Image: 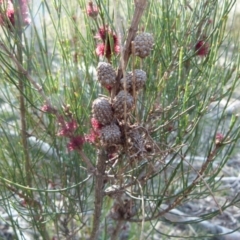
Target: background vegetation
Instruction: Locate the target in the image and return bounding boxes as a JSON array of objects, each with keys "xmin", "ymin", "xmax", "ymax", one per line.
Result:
[{"xmin": 0, "ymin": 0, "xmax": 240, "ymax": 239}]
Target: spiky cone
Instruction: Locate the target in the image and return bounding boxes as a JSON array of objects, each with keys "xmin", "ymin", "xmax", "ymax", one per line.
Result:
[
  {"xmin": 112, "ymin": 90, "xmax": 134, "ymax": 119},
  {"xmin": 120, "ymin": 69, "xmax": 147, "ymax": 92},
  {"xmin": 100, "ymin": 123, "xmax": 121, "ymax": 145},
  {"xmin": 133, "ymin": 32, "xmax": 154, "ymax": 58},
  {"xmin": 92, "ymin": 97, "xmax": 113, "ymax": 125},
  {"xmin": 97, "ymin": 62, "xmax": 116, "ymax": 90}
]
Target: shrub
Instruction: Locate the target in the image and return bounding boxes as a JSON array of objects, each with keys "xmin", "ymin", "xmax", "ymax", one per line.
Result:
[{"xmin": 0, "ymin": 0, "xmax": 239, "ymax": 239}]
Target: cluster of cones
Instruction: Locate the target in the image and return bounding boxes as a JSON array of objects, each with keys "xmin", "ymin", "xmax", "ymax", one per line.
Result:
[{"xmin": 90, "ymin": 32, "xmax": 154, "ymax": 160}]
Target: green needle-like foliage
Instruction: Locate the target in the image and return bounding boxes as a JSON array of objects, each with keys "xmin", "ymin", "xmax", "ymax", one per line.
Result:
[{"xmin": 0, "ymin": 0, "xmax": 239, "ymax": 239}]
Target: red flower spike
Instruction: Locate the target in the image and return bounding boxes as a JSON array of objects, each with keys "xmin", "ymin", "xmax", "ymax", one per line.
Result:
[
  {"xmin": 66, "ymin": 119, "xmax": 78, "ymax": 131},
  {"xmin": 86, "ymin": 1, "xmax": 98, "ymax": 19},
  {"xmin": 19, "ymin": 0, "xmax": 31, "ymax": 25},
  {"xmin": 67, "ymin": 135, "xmax": 85, "ymax": 151},
  {"xmin": 95, "ymin": 26, "xmax": 107, "ymax": 41},
  {"xmin": 57, "ymin": 119, "xmax": 78, "ymax": 137},
  {"xmin": 195, "ymin": 40, "xmax": 209, "ymax": 57},
  {"xmin": 96, "ymin": 43, "xmax": 105, "ymax": 56},
  {"xmin": 0, "ymin": 0, "xmax": 30, "ymax": 28},
  {"xmin": 95, "ymin": 25, "xmax": 120, "ymax": 60},
  {"xmin": 0, "ymin": 0, "xmax": 14, "ymax": 25}
]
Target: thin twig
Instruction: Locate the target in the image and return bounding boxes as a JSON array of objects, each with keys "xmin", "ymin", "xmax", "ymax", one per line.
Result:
[
  {"xmin": 182, "ymin": 155, "xmax": 223, "ymax": 214},
  {"xmin": 77, "ymin": 150, "xmax": 95, "ymax": 173},
  {"xmin": 4, "ymin": 183, "xmax": 50, "ymax": 239},
  {"xmin": 127, "ymin": 146, "xmax": 221, "ymax": 222},
  {"xmin": 0, "ymin": 41, "xmax": 52, "ymax": 107}
]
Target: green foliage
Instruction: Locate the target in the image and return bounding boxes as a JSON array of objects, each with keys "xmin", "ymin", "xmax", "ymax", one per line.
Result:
[{"xmin": 0, "ymin": 0, "xmax": 239, "ymax": 239}]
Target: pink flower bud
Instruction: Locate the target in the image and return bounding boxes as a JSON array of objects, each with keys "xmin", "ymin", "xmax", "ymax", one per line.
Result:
[
  {"xmin": 0, "ymin": 0, "xmax": 31, "ymax": 28},
  {"xmin": 67, "ymin": 135, "xmax": 85, "ymax": 151},
  {"xmin": 19, "ymin": 0, "xmax": 31, "ymax": 25},
  {"xmin": 215, "ymin": 133, "xmax": 224, "ymax": 145},
  {"xmin": 41, "ymin": 104, "xmax": 56, "ymax": 114},
  {"xmin": 195, "ymin": 40, "xmax": 209, "ymax": 57},
  {"xmin": 86, "ymin": 1, "xmax": 98, "ymax": 19}
]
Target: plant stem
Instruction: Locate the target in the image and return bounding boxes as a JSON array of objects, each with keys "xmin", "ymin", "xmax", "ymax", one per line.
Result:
[
  {"xmin": 110, "ymin": 220, "xmax": 124, "ymax": 240},
  {"xmin": 77, "ymin": 150, "xmax": 95, "ymax": 173},
  {"xmin": 90, "ymin": 149, "xmax": 107, "ymax": 240},
  {"xmin": 15, "ymin": 25, "xmax": 32, "ymax": 188},
  {"xmin": 19, "ymin": 71, "xmax": 32, "ymax": 185},
  {"xmin": 116, "ymin": 0, "xmax": 147, "ymax": 92}
]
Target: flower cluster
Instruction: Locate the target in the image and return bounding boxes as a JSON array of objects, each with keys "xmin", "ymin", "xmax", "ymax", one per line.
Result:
[
  {"xmin": 86, "ymin": 1, "xmax": 98, "ymax": 19},
  {"xmin": 67, "ymin": 136, "xmax": 85, "ymax": 151},
  {"xmin": 195, "ymin": 40, "xmax": 209, "ymax": 57},
  {"xmin": 0, "ymin": 0, "xmax": 14, "ymax": 26},
  {"xmin": 86, "ymin": 1, "xmax": 119, "ymax": 61},
  {"xmin": 57, "ymin": 116, "xmax": 85, "ymax": 151},
  {"xmin": 57, "ymin": 118, "xmax": 78, "ymax": 137},
  {"xmin": 85, "ymin": 118, "xmax": 102, "ymax": 143},
  {"xmin": 19, "ymin": 0, "xmax": 31, "ymax": 25},
  {"xmin": 95, "ymin": 25, "xmax": 120, "ymax": 60},
  {"xmin": 0, "ymin": 0, "xmax": 31, "ymax": 28}
]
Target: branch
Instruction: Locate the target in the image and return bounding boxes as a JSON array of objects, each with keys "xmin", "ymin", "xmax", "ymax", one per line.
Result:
[
  {"xmin": 89, "ymin": 149, "xmax": 107, "ymax": 240},
  {"xmin": 116, "ymin": 0, "xmax": 148, "ymax": 91},
  {"xmin": 110, "ymin": 220, "xmax": 124, "ymax": 240}
]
